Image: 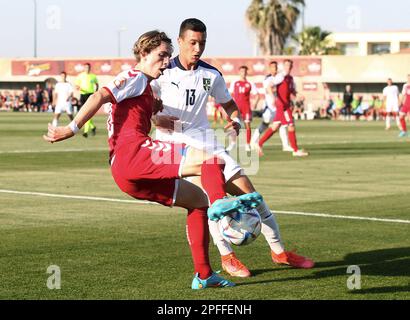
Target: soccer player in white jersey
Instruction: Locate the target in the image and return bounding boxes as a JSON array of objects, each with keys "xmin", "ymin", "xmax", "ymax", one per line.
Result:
[
  {"xmin": 52, "ymin": 71, "xmax": 74, "ymax": 127},
  {"xmin": 152, "ymin": 18, "xmax": 314, "ymax": 277},
  {"xmin": 250, "ymin": 61, "xmax": 292, "ymax": 153},
  {"xmin": 382, "ymin": 78, "xmax": 401, "ymax": 130}
]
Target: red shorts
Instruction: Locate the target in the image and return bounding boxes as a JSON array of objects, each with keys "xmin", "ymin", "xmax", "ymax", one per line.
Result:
[
  {"xmin": 401, "ymin": 104, "xmax": 410, "ymax": 114},
  {"xmin": 273, "ymin": 107, "xmax": 294, "ymax": 126},
  {"xmin": 241, "ymin": 109, "xmax": 252, "ymax": 123},
  {"xmin": 111, "ymin": 139, "xmax": 187, "ymax": 207}
]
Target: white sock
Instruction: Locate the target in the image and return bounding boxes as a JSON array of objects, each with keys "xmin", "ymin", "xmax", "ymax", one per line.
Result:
[
  {"xmin": 52, "ymin": 119, "xmax": 58, "ymax": 127},
  {"xmin": 396, "ymin": 116, "xmax": 401, "ymax": 129},
  {"xmin": 257, "ymin": 201, "xmax": 285, "ymax": 254},
  {"xmin": 279, "ymin": 126, "xmax": 290, "ymax": 149},
  {"xmin": 386, "ymin": 115, "xmax": 391, "ymax": 129},
  {"xmin": 208, "ymin": 219, "xmax": 233, "ymax": 256},
  {"xmin": 251, "ymin": 129, "xmax": 260, "ymax": 145}
]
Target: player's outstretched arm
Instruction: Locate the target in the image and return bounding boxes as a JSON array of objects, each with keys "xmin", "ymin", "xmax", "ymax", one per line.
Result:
[
  {"xmin": 220, "ymin": 99, "xmax": 242, "ymax": 136},
  {"xmin": 43, "ymin": 88, "xmax": 112, "ymax": 143}
]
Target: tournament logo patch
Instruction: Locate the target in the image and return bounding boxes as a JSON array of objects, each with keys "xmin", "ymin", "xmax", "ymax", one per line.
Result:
[
  {"xmin": 203, "ymin": 78, "xmax": 211, "ymax": 91},
  {"xmin": 114, "ymin": 77, "xmax": 127, "ymax": 89}
]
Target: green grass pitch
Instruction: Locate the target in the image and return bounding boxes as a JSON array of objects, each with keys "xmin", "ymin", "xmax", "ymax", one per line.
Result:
[{"xmin": 0, "ymin": 113, "xmax": 409, "ymax": 300}]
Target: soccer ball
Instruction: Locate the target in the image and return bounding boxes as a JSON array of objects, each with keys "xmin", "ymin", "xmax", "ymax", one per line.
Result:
[{"xmin": 218, "ymin": 208, "xmax": 262, "ymax": 246}]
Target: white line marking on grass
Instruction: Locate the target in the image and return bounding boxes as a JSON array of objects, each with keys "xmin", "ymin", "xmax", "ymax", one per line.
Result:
[
  {"xmin": 1, "ymin": 189, "xmax": 409, "ymax": 225},
  {"xmin": 0, "ymin": 148, "xmax": 107, "ymax": 154},
  {"xmin": 274, "ymin": 210, "xmax": 410, "ymax": 224}
]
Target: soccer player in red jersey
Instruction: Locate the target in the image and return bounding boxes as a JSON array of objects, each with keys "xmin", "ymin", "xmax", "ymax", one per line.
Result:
[
  {"xmin": 227, "ymin": 66, "xmax": 260, "ymax": 152},
  {"xmin": 257, "ymin": 60, "xmax": 309, "ymax": 157},
  {"xmin": 398, "ymin": 74, "xmax": 410, "ymax": 137},
  {"xmin": 43, "ymin": 30, "xmax": 263, "ymax": 290}
]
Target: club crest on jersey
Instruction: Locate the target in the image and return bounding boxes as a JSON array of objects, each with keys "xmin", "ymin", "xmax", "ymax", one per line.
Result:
[
  {"xmin": 203, "ymin": 78, "xmax": 211, "ymax": 91},
  {"xmin": 114, "ymin": 77, "xmax": 127, "ymax": 89}
]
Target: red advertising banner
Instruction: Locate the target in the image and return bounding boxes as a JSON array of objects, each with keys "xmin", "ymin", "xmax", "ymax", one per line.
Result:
[
  {"xmin": 11, "ymin": 57, "xmax": 321, "ymax": 77},
  {"xmin": 203, "ymin": 57, "xmax": 322, "ymax": 77},
  {"xmin": 11, "ymin": 60, "xmax": 65, "ymax": 76}
]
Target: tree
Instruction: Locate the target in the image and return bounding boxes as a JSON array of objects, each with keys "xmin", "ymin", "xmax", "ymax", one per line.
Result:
[
  {"xmin": 294, "ymin": 26, "xmax": 340, "ymax": 55},
  {"xmin": 246, "ymin": 0, "xmax": 305, "ymax": 55}
]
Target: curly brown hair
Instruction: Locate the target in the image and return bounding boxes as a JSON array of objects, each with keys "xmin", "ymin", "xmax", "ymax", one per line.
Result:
[{"xmin": 133, "ymin": 30, "xmax": 173, "ymax": 63}]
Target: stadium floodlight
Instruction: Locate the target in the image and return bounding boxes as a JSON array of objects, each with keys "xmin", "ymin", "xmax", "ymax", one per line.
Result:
[
  {"xmin": 33, "ymin": 0, "xmax": 38, "ymax": 57},
  {"xmin": 117, "ymin": 27, "xmax": 127, "ymax": 57}
]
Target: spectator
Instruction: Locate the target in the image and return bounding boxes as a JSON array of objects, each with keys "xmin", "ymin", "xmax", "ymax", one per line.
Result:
[
  {"xmin": 319, "ymin": 96, "xmax": 332, "ymax": 119},
  {"xmin": 45, "ymin": 81, "xmax": 54, "ymax": 112},
  {"xmin": 292, "ymin": 95, "xmax": 305, "ymax": 120},
  {"xmin": 34, "ymin": 84, "xmax": 45, "ymax": 112},
  {"xmin": 351, "ymin": 95, "xmax": 362, "ymax": 120},
  {"xmin": 21, "ymin": 87, "xmax": 31, "ymax": 112},
  {"xmin": 70, "ymin": 96, "xmax": 80, "ymax": 114},
  {"xmin": 341, "ymin": 85, "xmax": 354, "ymax": 120}
]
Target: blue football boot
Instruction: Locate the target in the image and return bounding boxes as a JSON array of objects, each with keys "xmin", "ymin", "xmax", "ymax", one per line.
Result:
[
  {"xmin": 398, "ymin": 131, "xmax": 408, "ymax": 138},
  {"xmin": 207, "ymin": 196, "xmax": 246, "ymax": 221},
  {"xmin": 191, "ymin": 272, "xmax": 235, "ymax": 290},
  {"xmin": 237, "ymin": 192, "xmax": 263, "ymax": 209}
]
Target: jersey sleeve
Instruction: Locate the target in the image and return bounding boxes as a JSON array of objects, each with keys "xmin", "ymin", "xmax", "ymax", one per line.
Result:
[
  {"xmin": 402, "ymin": 85, "xmax": 407, "ymax": 95},
  {"xmin": 272, "ymin": 73, "xmax": 285, "ymax": 85},
  {"xmin": 211, "ymin": 74, "xmax": 232, "ymax": 104},
  {"xmin": 103, "ymin": 70, "xmax": 147, "ymax": 104},
  {"xmin": 150, "ymin": 79, "xmax": 161, "ymax": 98},
  {"xmin": 382, "ymin": 87, "xmax": 387, "ymax": 97}
]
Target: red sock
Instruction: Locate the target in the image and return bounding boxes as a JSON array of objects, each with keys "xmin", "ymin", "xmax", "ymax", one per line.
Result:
[
  {"xmin": 288, "ymin": 130, "xmax": 299, "ymax": 152},
  {"xmin": 259, "ymin": 128, "xmax": 275, "ymax": 147},
  {"xmin": 201, "ymin": 157, "xmax": 226, "ymax": 204},
  {"xmin": 246, "ymin": 127, "xmax": 251, "ymax": 144},
  {"xmin": 186, "ymin": 208, "xmax": 212, "ymax": 279},
  {"xmin": 400, "ymin": 118, "xmax": 407, "ymax": 132}
]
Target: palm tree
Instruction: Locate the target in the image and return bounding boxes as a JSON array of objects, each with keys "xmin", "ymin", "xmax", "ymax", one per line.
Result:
[
  {"xmin": 246, "ymin": 0, "xmax": 305, "ymax": 55},
  {"xmin": 294, "ymin": 26, "xmax": 340, "ymax": 55}
]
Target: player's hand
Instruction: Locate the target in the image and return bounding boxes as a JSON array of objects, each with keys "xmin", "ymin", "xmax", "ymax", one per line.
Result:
[
  {"xmin": 154, "ymin": 115, "xmax": 180, "ymax": 131},
  {"xmin": 43, "ymin": 123, "xmax": 74, "ymax": 143},
  {"xmin": 152, "ymin": 97, "xmax": 164, "ymax": 115},
  {"xmin": 224, "ymin": 119, "xmax": 241, "ymax": 136}
]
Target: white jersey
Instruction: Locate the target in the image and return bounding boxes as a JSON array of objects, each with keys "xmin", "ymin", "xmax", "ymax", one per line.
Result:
[
  {"xmin": 383, "ymin": 85, "xmax": 400, "ymax": 111},
  {"xmin": 263, "ymin": 73, "xmax": 285, "ymax": 110},
  {"xmin": 151, "ymin": 56, "xmax": 232, "ymax": 134},
  {"xmin": 55, "ymin": 82, "xmax": 73, "ymax": 106},
  {"xmin": 151, "ymin": 56, "xmax": 241, "ymax": 181}
]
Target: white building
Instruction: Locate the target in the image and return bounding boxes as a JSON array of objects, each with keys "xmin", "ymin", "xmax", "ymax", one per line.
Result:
[{"xmin": 327, "ymin": 30, "xmax": 410, "ymax": 56}]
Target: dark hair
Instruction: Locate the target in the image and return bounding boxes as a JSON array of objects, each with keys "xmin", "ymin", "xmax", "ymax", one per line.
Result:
[
  {"xmin": 133, "ymin": 30, "xmax": 173, "ymax": 63},
  {"xmin": 61, "ymin": 71, "xmax": 67, "ymax": 76},
  {"xmin": 284, "ymin": 59, "xmax": 293, "ymax": 65},
  {"xmin": 269, "ymin": 61, "xmax": 278, "ymax": 66},
  {"xmin": 239, "ymin": 65, "xmax": 248, "ymax": 71},
  {"xmin": 84, "ymin": 63, "xmax": 91, "ymax": 67},
  {"xmin": 179, "ymin": 18, "xmax": 207, "ymax": 37}
]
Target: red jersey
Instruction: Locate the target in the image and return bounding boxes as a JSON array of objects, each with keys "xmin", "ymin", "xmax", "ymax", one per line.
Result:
[
  {"xmin": 103, "ymin": 69, "xmax": 153, "ymax": 161},
  {"xmin": 229, "ymin": 80, "xmax": 258, "ymax": 111},
  {"xmin": 402, "ymin": 83, "xmax": 410, "ymax": 109},
  {"xmin": 276, "ymin": 74, "xmax": 296, "ymax": 110}
]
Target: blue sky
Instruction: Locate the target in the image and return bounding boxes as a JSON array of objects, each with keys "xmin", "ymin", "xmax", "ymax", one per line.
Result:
[{"xmin": 0, "ymin": 0, "xmax": 409, "ymax": 58}]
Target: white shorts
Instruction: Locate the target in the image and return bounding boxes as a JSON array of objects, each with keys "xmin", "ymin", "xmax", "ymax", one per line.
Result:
[
  {"xmin": 155, "ymin": 128, "xmax": 242, "ymax": 182},
  {"xmin": 262, "ymin": 107, "xmax": 276, "ymax": 123},
  {"xmin": 385, "ymin": 104, "xmax": 399, "ymax": 113},
  {"xmin": 55, "ymin": 103, "xmax": 73, "ymax": 115}
]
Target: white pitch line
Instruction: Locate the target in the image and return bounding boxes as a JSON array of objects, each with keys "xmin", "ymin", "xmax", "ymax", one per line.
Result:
[
  {"xmin": 274, "ymin": 210, "xmax": 410, "ymax": 224},
  {"xmin": 0, "ymin": 148, "xmax": 107, "ymax": 154},
  {"xmin": 1, "ymin": 189, "xmax": 409, "ymax": 225}
]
